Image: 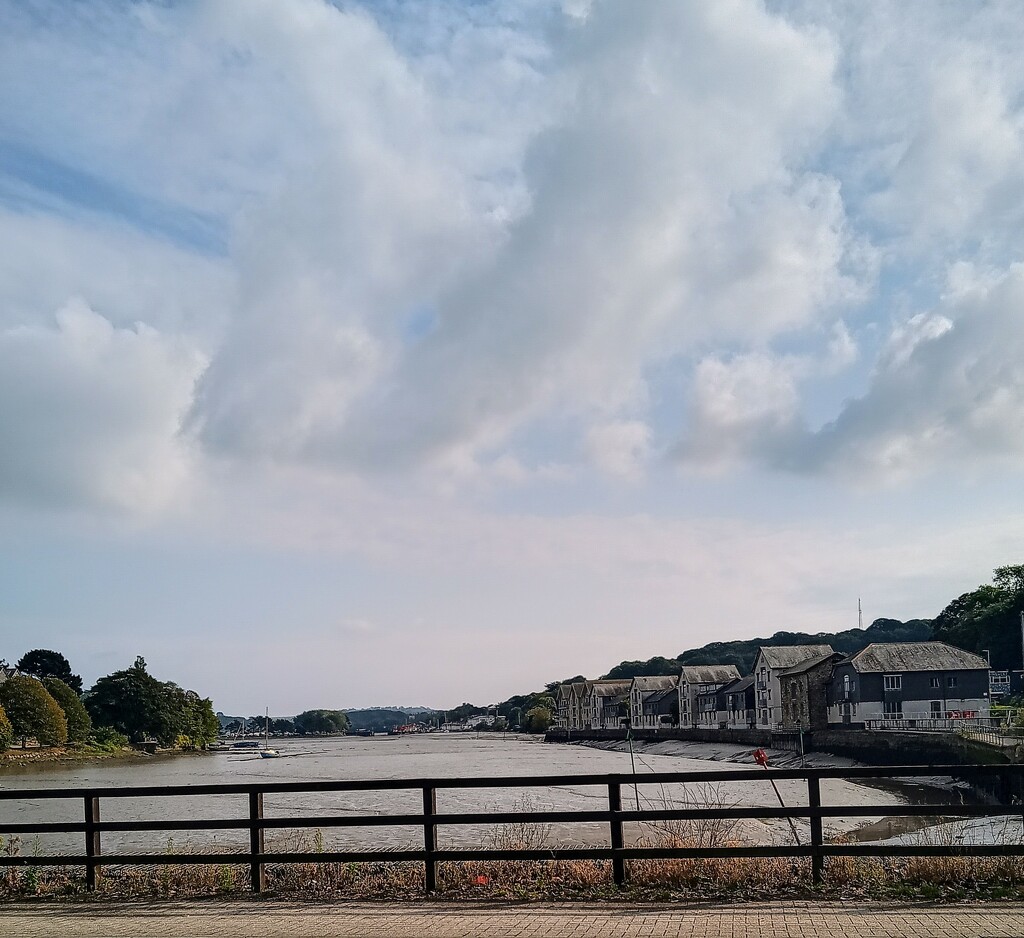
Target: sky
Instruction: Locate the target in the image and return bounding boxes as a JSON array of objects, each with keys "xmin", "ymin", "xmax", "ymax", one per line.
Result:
[{"xmin": 1, "ymin": 0, "xmax": 1023, "ymax": 715}]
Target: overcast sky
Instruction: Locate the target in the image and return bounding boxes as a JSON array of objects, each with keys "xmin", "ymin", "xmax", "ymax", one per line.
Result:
[{"xmin": 2, "ymin": 0, "xmax": 1023, "ymax": 714}]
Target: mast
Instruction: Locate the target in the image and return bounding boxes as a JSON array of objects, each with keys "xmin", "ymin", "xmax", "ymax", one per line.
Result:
[{"xmin": 858, "ymin": 597, "xmax": 863, "ymax": 630}]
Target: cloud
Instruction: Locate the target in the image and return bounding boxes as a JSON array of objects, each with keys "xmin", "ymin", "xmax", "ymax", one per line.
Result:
[
  {"xmin": 585, "ymin": 420, "xmax": 651, "ymax": 479},
  {"xmin": 0, "ymin": 300, "xmax": 204, "ymax": 511},
  {"xmin": 791, "ymin": 264, "xmax": 1024, "ymax": 480},
  {"xmin": 680, "ymin": 264, "xmax": 1024, "ymax": 482}
]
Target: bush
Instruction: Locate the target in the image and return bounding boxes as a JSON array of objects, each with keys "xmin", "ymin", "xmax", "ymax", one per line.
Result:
[
  {"xmin": 0, "ymin": 703, "xmax": 12, "ymax": 751},
  {"xmin": 41, "ymin": 678, "xmax": 92, "ymax": 744},
  {"xmin": 0, "ymin": 676, "xmax": 68, "ymax": 747},
  {"xmin": 89, "ymin": 726, "xmax": 130, "ymax": 752}
]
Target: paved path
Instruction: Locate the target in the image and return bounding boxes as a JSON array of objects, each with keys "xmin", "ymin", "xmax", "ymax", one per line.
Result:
[{"xmin": 4, "ymin": 900, "xmax": 1024, "ymax": 937}]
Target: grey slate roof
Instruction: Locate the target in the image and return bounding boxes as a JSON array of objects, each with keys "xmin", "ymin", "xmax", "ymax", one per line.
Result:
[
  {"xmin": 679, "ymin": 665, "xmax": 741, "ymax": 684},
  {"xmin": 631, "ymin": 675, "xmax": 679, "ymax": 692},
  {"xmin": 848, "ymin": 642, "xmax": 988, "ymax": 673},
  {"xmin": 646, "ymin": 686, "xmax": 678, "ymax": 705},
  {"xmin": 725, "ymin": 674, "xmax": 754, "ymax": 694},
  {"xmin": 757, "ymin": 645, "xmax": 834, "ymax": 670},
  {"xmin": 779, "ymin": 652, "xmax": 841, "ymax": 677},
  {"xmin": 591, "ymin": 680, "xmax": 633, "ymax": 697}
]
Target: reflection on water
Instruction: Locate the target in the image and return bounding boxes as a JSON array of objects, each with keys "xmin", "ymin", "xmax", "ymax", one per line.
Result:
[{"xmin": 0, "ymin": 735, "xmax": 918, "ymax": 855}]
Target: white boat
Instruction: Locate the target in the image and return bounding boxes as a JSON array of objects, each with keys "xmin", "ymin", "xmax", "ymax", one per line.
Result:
[{"xmin": 258, "ymin": 708, "xmax": 280, "ymax": 758}]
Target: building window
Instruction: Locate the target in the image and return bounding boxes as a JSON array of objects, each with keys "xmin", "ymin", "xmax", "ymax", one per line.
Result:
[
  {"xmin": 790, "ymin": 681, "xmax": 798, "ymax": 700},
  {"xmin": 929, "ymin": 676, "xmax": 940, "ymax": 688},
  {"xmin": 947, "ymin": 675, "xmax": 958, "ymax": 688},
  {"xmin": 883, "ymin": 674, "xmax": 902, "ymax": 691},
  {"xmin": 883, "ymin": 699, "xmax": 902, "ymax": 716},
  {"xmin": 930, "ymin": 701, "xmax": 942, "ymax": 716}
]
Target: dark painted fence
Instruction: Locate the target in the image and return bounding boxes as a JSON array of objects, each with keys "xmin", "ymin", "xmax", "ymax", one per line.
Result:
[{"xmin": 1, "ymin": 764, "xmax": 1022, "ymax": 893}]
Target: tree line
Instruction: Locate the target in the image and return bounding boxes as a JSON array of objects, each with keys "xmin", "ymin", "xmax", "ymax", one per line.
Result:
[
  {"xmin": 224, "ymin": 710, "xmax": 349, "ymax": 736},
  {"xmin": 0, "ymin": 650, "xmax": 219, "ymax": 753},
  {"xmin": 473, "ymin": 563, "xmax": 1024, "ymax": 730}
]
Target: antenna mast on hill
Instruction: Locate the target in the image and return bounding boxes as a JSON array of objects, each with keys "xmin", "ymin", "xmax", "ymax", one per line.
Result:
[{"xmin": 858, "ymin": 597, "xmax": 863, "ymax": 630}]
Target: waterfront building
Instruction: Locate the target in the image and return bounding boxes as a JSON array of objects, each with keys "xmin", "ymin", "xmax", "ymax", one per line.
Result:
[
  {"xmin": 752, "ymin": 645, "xmax": 834, "ymax": 729},
  {"xmin": 778, "ymin": 652, "xmax": 843, "ymax": 730},
  {"xmin": 678, "ymin": 665, "xmax": 741, "ymax": 729},
  {"xmin": 827, "ymin": 641, "xmax": 991, "ymax": 728},
  {"xmin": 629, "ymin": 675, "xmax": 679, "ymax": 729}
]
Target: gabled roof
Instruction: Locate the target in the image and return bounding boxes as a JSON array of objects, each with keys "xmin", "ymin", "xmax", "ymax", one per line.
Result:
[
  {"xmin": 646, "ymin": 686, "xmax": 678, "ymax": 705},
  {"xmin": 680, "ymin": 665, "xmax": 741, "ymax": 685},
  {"xmin": 756, "ymin": 645, "xmax": 834, "ymax": 670},
  {"xmin": 779, "ymin": 652, "xmax": 841, "ymax": 677},
  {"xmin": 591, "ymin": 680, "xmax": 632, "ymax": 697},
  {"xmin": 724, "ymin": 674, "xmax": 754, "ymax": 694},
  {"xmin": 631, "ymin": 675, "xmax": 679, "ymax": 692},
  {"xmin": 847, "ymin": 642, "xmax": 988, "ymax": 673}
]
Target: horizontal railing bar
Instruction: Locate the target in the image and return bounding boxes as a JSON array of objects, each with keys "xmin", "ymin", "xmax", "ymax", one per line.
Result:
[
  {"xmin": 0, "ymin": 822, "xmax": 88, "ymax": 834},
  {"xmin": 4, "ymin": 803, "xmax": 1022, "ymax": 839},
  {"xmin": 822, "ymin": 844, "xmax": 1024, "ymax": 858},
  {"xmin": 0, "ymin": 851, "xmax": 427, "ymax": 867},
  {"xmin": 0, "ymin": 764, "xmax": 1018, "ymax": 800}
]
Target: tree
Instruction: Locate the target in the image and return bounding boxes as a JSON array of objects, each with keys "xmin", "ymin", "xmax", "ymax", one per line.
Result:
[
  {"xmin": 0, "ymin": 676, "xmax": 68, "ymax": 746},
  {"xmin": 86, "ymin": 657, "xmax": 179, "ymax": 744},
  {"xmin": 932, "ymin": 566, "xmax": 1024, "ymax": 668},
  {"xmin": 42, "ymin": 677, "xmax": 92, "ymax": 744},
  {"xmin": 16, "ymin": 649, "xmax": 83, "ymax": 695},
  {"xmin": 523, "ymin": 704, "xmax": 553, "ymax": 733},
  {"xmin": 0, "ymin": 703, "xmax": 12, "ymax": 751},
  {"xmin": 293, "ymin": 710, "xmax": 349, "ymax": 735},
  {"xmin": 85, "ymin": 657, "xmax": 217, "ymax": 747}
]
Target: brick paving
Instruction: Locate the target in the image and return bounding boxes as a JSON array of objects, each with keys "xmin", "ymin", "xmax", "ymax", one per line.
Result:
[{"xmin": 4, "ymin": 901, "xmax": 1024, "ymax": 938}]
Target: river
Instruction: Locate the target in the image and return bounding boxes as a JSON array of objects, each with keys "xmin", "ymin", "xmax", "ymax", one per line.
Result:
[{"xmin": 0, "ymin": 734, "xmax": 919, "ymax": 856}]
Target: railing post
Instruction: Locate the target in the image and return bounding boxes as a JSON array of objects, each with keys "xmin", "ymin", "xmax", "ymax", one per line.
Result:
[
  {"xmin": 807, "ymin": 776, "xmax": 823, "ymax": 885},
  {"xmin": 422, "ymin": 786, "xmax": 437, "ymax": 894},
  {"xmin": 608, "ymin": 782, "xmax": 625, "ymax": 887},
  {"xmin": 84, "ymin": 795, "xmax": 101, "ymax": 891},
  {"xmin": 248, "ymin": 791, "xmax": 265, "ymax": 893}
]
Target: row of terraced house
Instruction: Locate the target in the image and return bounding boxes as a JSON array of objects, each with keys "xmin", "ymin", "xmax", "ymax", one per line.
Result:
[{"xmin": 553, "ymin": 641, "xmax": 993, "ymax": 733}]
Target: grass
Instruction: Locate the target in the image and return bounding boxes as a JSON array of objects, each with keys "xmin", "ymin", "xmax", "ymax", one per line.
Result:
[{"xmin": 3, "ymin": 823, "xmax": 1024, "ymax": 903}]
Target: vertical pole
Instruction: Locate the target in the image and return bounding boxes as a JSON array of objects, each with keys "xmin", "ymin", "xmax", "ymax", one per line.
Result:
[
  {"xmin": 249, "ymin": 791, "xmax": 265, "ymax": 893},
  {"xmin": 807, "ymin": 777, "xmax": 823, "ymax": 885},
  {"xmin": 423, "ymin": 786, "xmax": 437, "ymax": 894},
  {"xmin": 84, "ymin": 795, "xmax": 100, "ymax": 891},
  {"xmin": 608, "ymin": 782, "xmax": 625, "ymax": 887}
]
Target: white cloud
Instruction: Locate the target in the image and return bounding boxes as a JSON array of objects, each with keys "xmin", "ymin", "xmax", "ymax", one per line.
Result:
[
  {"xmin": 682, "ymin": 264, "xmax": 1024, "ymax": 482},
  {"xmin": 0, "ymin": 300, "xmax": 204, "ymax": 511},
  {"xmin": 680, "ymin": 352, "xmax": 801, "ymax": 469}
]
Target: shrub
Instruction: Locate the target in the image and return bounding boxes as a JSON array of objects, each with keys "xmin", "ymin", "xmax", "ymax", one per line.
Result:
[
  {"xmin": 0, "ymin": 703, "xmax": 12, "ymax": 751},
  {"xmin": 89, "ymin": 726, "xmax": 129, "ymax": 752},
  {"xmin": 41, "ymin": 678, "xmax": 92, "ymax": 744},
  {"xmin": 0, "ymin": 676, "xmax": 68, "ymax": 747}
]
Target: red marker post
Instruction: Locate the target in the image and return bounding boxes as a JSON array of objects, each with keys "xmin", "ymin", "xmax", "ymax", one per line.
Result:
[{"xmin": 753, "ymin": 749, "xmax": 801, "ymax": 846}]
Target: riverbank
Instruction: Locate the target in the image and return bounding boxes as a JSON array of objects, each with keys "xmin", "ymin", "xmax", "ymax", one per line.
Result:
[{"xmin": 0, "ymin": 746, "xmax": 211, "ymax": 769}]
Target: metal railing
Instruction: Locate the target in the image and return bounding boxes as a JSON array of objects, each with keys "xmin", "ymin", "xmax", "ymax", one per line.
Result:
[{"xmin": 1, "ymin": 765, "xmax": 1023, "ymax": 893}]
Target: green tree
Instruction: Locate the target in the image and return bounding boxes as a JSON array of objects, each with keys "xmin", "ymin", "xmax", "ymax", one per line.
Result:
[
  {"xmin": 176, "ymin": 690, "xmax": 220, "ymax": 749},
  {"xmin": 42, "ymin": 677, "xmax": 92, "ymax": 744},
  {"xmin": 16, "ymin": 649, "xmax": 83, "ymax": 695},
  {"xmin": 85, "ymin": 657, "xmax": 215, "ymax": 747},
  {"xmin": 0, "ymin": 676, "xmax": 68, "ymax": 746},
  {"xmin": 932, "ymin": 565, "xmax": 1024, "ymax": 668},
  {"xmin": 293, "ymin": 710, "xmax": 349, "ymax": 734},
  {"xmin": 0, "ymin": 702, "xmax": 12, "ymax": 751},
  {"xmin": 523, "ymin": 704, "xmax": 553, "ymax": 733}
]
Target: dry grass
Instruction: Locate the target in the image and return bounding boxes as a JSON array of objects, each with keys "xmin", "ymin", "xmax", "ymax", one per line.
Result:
[{"xmin": 5, "ymin": 815, "xmax": 1024, "ymax": 903}]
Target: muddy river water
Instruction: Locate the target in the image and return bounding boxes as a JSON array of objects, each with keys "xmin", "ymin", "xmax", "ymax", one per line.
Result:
[{"xmin": 0, "ymin": 734, "xmax": 949, "ymax": 855}]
